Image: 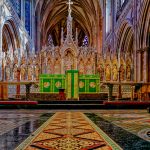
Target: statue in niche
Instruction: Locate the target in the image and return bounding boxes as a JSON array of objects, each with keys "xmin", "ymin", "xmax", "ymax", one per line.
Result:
[
  {"xmin": 41, "ymin": 52, "xmax": 46, "ymax": 74},
  {"xmin": 78, "ymin": 59, "xmax": 85, "ymax": 75},
  {"xmin": 86, "ymin": 59, "xmax": 93, "ymax": 74},
  {"xmin": 105, "ymin": 64, "xmax": 111, "ymax": 81},
  {"xmin": 13, "ymin": 65, "xmax": 18, "ymax": 80},
  {"xmin": 54, "ymin": 59, "xmax": 60, "ymax": 74},
  {"xmin": 47, "ymin": 58, "xmax": 52, "ymax": 74},
  {"xmin": 98, "ymin": 64, "xmax": 104, "ymax": 81},
  {"xmin": 40, "ymin": 52, "xmax": 46, "ymax": 74},
  {"xmin": 5, "ymin": 56, "xmax": 11, "ymax": 81},
  {"xmin": 13, "ymin": 55, "xmax": 18, "ymax": 80},
  {"xmin": 27, "ymin": 58, "xmax": 33, "ymax": 80},
  {"xmin": 33, "ymin": 55, "xmax": 40, "ymax": 81},
  {"xmin": 20, "ymin": 55, "xmax": 26, "ymax": 80},
  {"xmin": 35, "ymin": 63, "xmax": 40, "ymax": 81},
  {"xmin": 126, "ymin": 65, "xmax": 131, "ymax": 81},
  {"xmin": 120, "ymin": 64, "xmax": 125, "ymax": 81},
  {"xmin": 112, "ymin": 64, "xmax": 118, "ymax": 81},
  {"xmin": 64, "ymin": 51, "xmax": 73, "ymax": 71},
  {"xmin": 42, "ymin": 61, "xmax": 46, "ymax": 74}
]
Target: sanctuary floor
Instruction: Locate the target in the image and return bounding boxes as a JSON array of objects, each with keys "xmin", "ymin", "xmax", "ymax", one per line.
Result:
[{"xmin": 0, "ymin": 110, "xmax": 150, "ymax": 150}]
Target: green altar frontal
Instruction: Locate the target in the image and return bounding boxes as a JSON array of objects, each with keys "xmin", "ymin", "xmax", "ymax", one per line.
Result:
[
  {"xmin": 66, "ymin": 70, "xmax": 79, "ymax": 100},
  {"xmin": 79, "ymin": 75, "xmax": 100, "ymax": 94},
  {"xmin": 40, "ymin": 74, "xmax": 65, "ymax": 93},
  {"xmin": 40, "ymin": 71, "xmax": 100, "ymax": 100}
]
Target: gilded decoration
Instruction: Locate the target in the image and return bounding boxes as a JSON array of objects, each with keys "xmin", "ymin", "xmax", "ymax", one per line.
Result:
[
  {"xmin": 44, "ymin": 82, "xmax": 50, "ymax": 88},
  {"xmin": 105, "ymin": 64, "xmax": 111, "ymax": 81},
  {"xmin": 90, "ymin": 82, "xmax": 96, "ymax": 88},
  {"xmin": 79, "ymin": 81, "xmax": 85, "ymax": 88},
  {"xmin": 55, "ymin": 81, "xmax": 62, "ymax": 88}
]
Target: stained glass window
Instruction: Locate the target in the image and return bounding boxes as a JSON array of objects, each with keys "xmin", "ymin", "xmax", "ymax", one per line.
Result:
[
  {"xmin": 106, "ymin": 0, "xmax": 112, "ymax": 34},
  {"xmin": 47, "ymin": 34, "xmax": 54, "ymax": 46},
  {"xmin": 82, "ymin": 36, "xmax": 89, "ymax": 47},
  {"xmin": 25, "ymin": 0, "xmax": 31, "ymax": 35}
]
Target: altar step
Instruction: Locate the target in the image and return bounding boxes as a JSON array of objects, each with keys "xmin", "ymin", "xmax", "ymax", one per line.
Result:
[
  {"xmin": 0, "ymin": 100, "xmax": 150, "ymax": 109},
  {"xmin": 38, "ymin": 100, "xmax": 104, "ymax": 105},
  {"xmin": 0, "ymin": 100, "xmax": 106, "ymax": 109},
  {"xmin": 35, "ymin": 100, "xmax": 105, "ymax": 109},
  {"xmin": 29, "ymin": 93, "xmax": 108, "ymax": 101},
  {"xmin": 36, "ymin": 103, "xmax": 105, "ymax": 109}
]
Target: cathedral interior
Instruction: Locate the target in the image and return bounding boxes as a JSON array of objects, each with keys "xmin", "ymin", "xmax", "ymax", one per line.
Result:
[{"xmin": 0, "ymin": 0, "xmax": 150, "ymax": 149}]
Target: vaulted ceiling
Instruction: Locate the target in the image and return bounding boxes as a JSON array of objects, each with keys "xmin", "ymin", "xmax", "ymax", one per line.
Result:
[{"xmin": 35, "ymin": 0, "xmax": 102, "ymax": 48}]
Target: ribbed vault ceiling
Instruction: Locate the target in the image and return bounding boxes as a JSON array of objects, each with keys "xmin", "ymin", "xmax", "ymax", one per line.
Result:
[{"xmin": 35, "ymin": 0, "xmax": 102, "ymax": 47}]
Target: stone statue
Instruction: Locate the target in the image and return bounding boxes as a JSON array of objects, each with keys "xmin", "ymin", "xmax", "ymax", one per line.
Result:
[
  {"xmin": 78, "ymin": 59, "xmax": 84, "ymax": 75},
  {"xmin": 54, "ymin": 59, "xmax": 60, "ymax": 74},
  {"xmin": 13, "ymin": 55, "xmax": 18, "ymax": 80},
  {"xmin": 105, "ymin": 64, "xmax": 111, "ymax": 81},
  {"xmin": 64, "ymin": 51, "xmax": 73, "ymax": 71},
  {"xmin": 5, "ymin": 56, "xmax": 11, "ymax": 81},
  {"xmin": 20, "ymin": 64, "xmax": 26, "ymax": 80},
  {"xmin": 112, "ymin": 64, "xmax": 118, "ymax": 81},
  {"xmin": 98, "ymin": 64, "xmax": 104, "ymax": 81},
  {"xmin": 126, "ymin": 65, "xmax": 131, "ymax": 81},
  {"xmin": 13, "ymin": 64, "xmax": 18, "ymax": 80},
  {"xmin": 86, "ymin": 59, "xmax": 93, "ymax": 74},
  {"xmin": 120, "ymin": 64, "xmax": 125, "ymax": 81},
  {"xmin": 47, "ymin": 57, "xmax": 53, "ymax": 74},
  {"xmin": 20, "ymin": 56, "xmax": 26, "ymax": 80},
  {"xmin": 35, "ymin": 64, "xmax": 40, "ymax": 81},
  {"xmin": 28, "ymin": 58, "xmax": 33, "ymax": 80}
]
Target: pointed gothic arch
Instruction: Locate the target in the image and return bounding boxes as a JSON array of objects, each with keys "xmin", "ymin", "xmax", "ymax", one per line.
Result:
[{"xmin": 138, "ymin": 0, "xmax": 150, "ymax": 49}]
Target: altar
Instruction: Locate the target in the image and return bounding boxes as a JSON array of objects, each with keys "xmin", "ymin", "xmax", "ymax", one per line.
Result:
[{"xmin": 40, "ymin": 70, "xmax": 100, "ymax": 100}]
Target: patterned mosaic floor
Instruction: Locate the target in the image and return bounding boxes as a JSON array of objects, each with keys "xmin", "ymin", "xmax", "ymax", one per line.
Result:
[
  {"xmin": 16, "ymin": 112, "xmax": 122, "ymax": 150},
  {"xmin": 95, "ymin": 110, "xmax": 150, "ymax": 142}
]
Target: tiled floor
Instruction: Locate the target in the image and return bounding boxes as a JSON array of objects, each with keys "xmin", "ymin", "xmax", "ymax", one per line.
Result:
[
  {"xmin": 0, "ymin": 110, "xmax": 150, "ymax": 150},
  {"xmin": 94, "ymin": 110, "xmax": 150, "ymax": 142},
  {"xmin": 17, "ymin": 112, "xmax": 121, "ymax": 150},
  {"xmin": 0, "ymin": 110, "xmax": 54, "ymax": 150}
]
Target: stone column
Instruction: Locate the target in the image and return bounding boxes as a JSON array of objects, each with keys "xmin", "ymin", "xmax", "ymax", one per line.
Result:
[
  {"xmin": 137, "ymin": 51, "xmax": 141, "ymax": 82},
  {"xmin": 111, "ymin": 0, "xmax": 115, "ymax": 50},
  {"xmin": 61, "ymin": 58, "xmax": 64, "ymax": 74},
  {"xmin": 31, "ymin": 0, "xmax": 35, "ymax": 54},
  {"xmin": 133, "ymin": 0, "xmax": 138, "ymax": 82},
  {"xmin": 102, "ymin": 1, "xmax": 106, "ymax": 51},
  {"xmin": 36, "ymin": 1, "xmax": 42, "ymax": 52},
  {"xmin": 144, "ymin": 47, "xmax": 149, "ymax": 82},
  {"xmin": 20, "ymin": 0, "xmax": 25, "ymax": 56}
]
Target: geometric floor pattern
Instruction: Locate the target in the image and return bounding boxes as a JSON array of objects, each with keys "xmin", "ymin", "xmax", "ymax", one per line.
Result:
[
  {"xmin": 95, "ymin": 110, "xmax": 150, "ymax": 142},
  {"xmin": 16, "ymin": 112, "xmax": 122, "ymax": 150}
]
